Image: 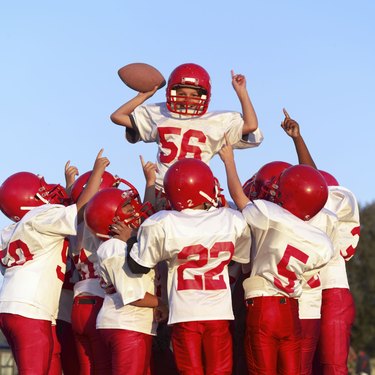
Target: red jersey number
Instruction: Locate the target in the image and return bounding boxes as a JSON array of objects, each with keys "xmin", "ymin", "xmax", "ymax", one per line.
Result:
[
  {"xmin": 0, "ymin": 240, "xmax": 34, "ymax": 268},
  {"xmin": 273, "ymin": 244, "xmax": 309, "ymax": 294},
  {"xmin": 158, "ymin": 127, "xmax": 207, "ymax": 163},
  {"xmin": 177, "ymin": 241, "xmax": 234, "ymax": 291}
]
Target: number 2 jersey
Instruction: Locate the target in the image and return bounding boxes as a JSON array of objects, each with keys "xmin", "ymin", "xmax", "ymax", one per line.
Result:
[
  {"xmin": 0, "ymin": 204, "xmax": 77, "ymax": 322},
  {"xmin": 129, "ymin": 103, "xmax": 264, "ymax": 190},
  {"xmin": 129, "ymin": 206, "xmax": 251, "ymax": 325},
  {"xmin": 241, "ymin": 200, "xmax": 334, "ymax": 299}
]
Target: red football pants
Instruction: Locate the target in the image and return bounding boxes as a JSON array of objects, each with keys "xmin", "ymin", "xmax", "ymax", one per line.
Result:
[
  {"xmin": 300, "ymin": 318, "xmax": 321, "ymax": 375},
  {"xmin": 0, "ymin": 313, "xmax": 53, "ymax": 375},
  {"xmin": 71, "ymin": 295, "xmax": 111, "ymax": 375},
  {"xmin": 99, "ymin": 328, "xmax": 152, "ymax": 375},
  {"xmin": 171, "ymin": 320, "xmax": 233, "ymax": 375},
  {"xmin": 313, "ymin": 288, "xmax": 355, "ymax": 375},
  {"xmin": 245, "ymin": 296, "xmax": 301, "ymax": 375},
  {"xmin": 56, "ymin": 319, "xmax": 80, "ymax": 375}
]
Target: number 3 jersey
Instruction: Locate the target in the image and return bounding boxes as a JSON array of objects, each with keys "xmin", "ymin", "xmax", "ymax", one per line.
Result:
[
  {"xmin": 0, "ymin": 204, "xmax": 78, "ymax": 322},
  {"xmin": 129, "ymin": 206, "xmax": 251, "ymax": 325},
  {"xmin": 241, "ymin": 200, "xmax": 334, "ymax": 299},
  {"xmin": 129, "ymin": 103, "xmax": 264, "ymax": 191}
]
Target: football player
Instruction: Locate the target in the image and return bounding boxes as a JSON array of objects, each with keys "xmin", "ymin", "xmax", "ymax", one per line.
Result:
[
  {"xmin": 280, "ymin": 110, "xmax": 360, "ymax": 375},
  {"xmin": 110, "ymin": 63, "xmax": 263, "ymax": 203},
  {"xmin": 128, "ymin": 158, "xmax": 251, "ymax": 375},
  {"xmin": 219, "ymin": 136, "xmax": 334, "ymax": 375},
  {"xmin": 84, "ymin": 183, "xmax": 164, "ymax": 375},
  {"xmin": 0, "ymin": 149, "xmax": 109, "ymax": 375}
]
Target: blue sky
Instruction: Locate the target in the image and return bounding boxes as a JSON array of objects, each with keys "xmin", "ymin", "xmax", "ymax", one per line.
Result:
[{"xmin": 1, "ymin": 1, "xmax": 374, "ymax": 229}]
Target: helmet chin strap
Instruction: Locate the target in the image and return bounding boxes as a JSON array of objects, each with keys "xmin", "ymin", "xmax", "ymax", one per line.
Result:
[{"xmin": 199, "ymin": 191, "xmax": 218, "ymax": 207}]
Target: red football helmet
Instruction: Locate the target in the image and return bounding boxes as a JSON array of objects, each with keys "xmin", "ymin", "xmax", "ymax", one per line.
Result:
[
  {"xmin": 319, "ymin": 170, "xmax": 339, "ymax": 186},
  {"xmin": 243, "ymin": 161, "xmax": 292, "ymax": 201},
  {"xmin": 275, "ymin": 165, "xmax": 328, "ymax": 221},
  {"xmin": 84, "ymin": 179, "xmax": 154, "ymax": 239},
  {"xmin": 0, "ymin": 172, "xmax": 69, "ymax": 222},
  {"xmin": 166, "ymin": 63, "xmax": 211, "ymax": 116},
  {"xmin": 164, "ymin": 159, "xmax": 218, "ymax": 211},
  {"xmin": 70, "ymin": 170, "xmax": 120, "ymax": 203}
]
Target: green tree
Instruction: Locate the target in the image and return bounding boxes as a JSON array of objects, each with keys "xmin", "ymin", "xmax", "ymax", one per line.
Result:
[{"xmin": 347, "ymin": 202, "xmax": 375, "ymax": 356}]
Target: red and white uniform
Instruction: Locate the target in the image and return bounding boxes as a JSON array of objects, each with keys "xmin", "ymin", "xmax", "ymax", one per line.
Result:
[
  {"xmin": 96, "ymin": 238, "xmax": 157, "ymax": 375},
  {"xmin": 241, "ymin": 200, "xmax": 333, "ymax": 375},
  {"xmin": 0, "ymin": 204, "xmax": 77, "ymax": 375},
  {"xmin": 70, "ymin": 223, "xmax": 111, "ymax": 375},
  {"xmin": 130, "ymin": 206, "xmax": 251, "ymax": 375},
  {"xmin": 313, "ymin": 186, "xmax": 360, "ymax": 375},
  {"xmin": 297, "ymin": 208, "xmax": 338, "ymax": 375},
  {"xmin": 129, "ymin": 103, "xmax": 264, "ymax": 191}
]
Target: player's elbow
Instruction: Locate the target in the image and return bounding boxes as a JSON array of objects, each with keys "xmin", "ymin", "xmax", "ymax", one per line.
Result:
[{"xmin": 127, "ymin": 253, "xmax": 151, "ymax": 274}]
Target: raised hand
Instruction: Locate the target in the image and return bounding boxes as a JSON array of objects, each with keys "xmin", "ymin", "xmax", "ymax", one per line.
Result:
[
  {"xmin": 281, "ymin": 108, "xmax": 301, "ymax": 138},
  {"xmin": 64, "ymin": 160, "xmax": 79, "ymax": 190}
]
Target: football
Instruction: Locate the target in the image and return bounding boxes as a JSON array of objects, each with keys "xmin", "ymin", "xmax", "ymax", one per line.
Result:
[{"xmin": 118, "ymin": 63, "xmax": 166, "ymax": 92}]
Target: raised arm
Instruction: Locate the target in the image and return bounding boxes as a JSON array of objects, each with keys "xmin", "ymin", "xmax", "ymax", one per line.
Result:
[
  {"xmin": 281, "ymin": 108, "xmax": 317, "ymax": 168},
  {"xmin": 231, "ymin": 70, "xmax": 258, "ymax": 136},
  {"xmin": 219, "ymin": 134, "xmax": 250, "ymax": 210},
  {"xmin": 64, "ymin": 160, "xmax": 79, "ymax": 195},
  {"xmin": 139, "ymin": 155, "xmax": 157, "ymax": 209},
  {"xmin": 75, "ymin": 149, "xmax": 110, "ymax": 221},
  {"xmin": 110, "ymin": 86, "xmax": 159, "ymax": 129}
]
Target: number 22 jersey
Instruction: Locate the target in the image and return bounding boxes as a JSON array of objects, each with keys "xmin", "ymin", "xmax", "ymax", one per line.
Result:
[{"xmin": 130, "ymin": 206, "xmax": 251, "ymax": 325}]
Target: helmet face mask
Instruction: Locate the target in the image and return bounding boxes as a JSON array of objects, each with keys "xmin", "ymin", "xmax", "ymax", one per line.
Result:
[
  {"xmin": 166, "ymin": 63, "xmax": 211, "ymax": 116},
  {"xmin": 242, "ymin": 161, "xmax": 292, "ymax": 201},
  {"xmin": 164, "ymin": 159, "xmax": 219, "ymax": 211},
  {"xmin": 0, "ymin": 172, "xmax": 68, "ymax": 222}
]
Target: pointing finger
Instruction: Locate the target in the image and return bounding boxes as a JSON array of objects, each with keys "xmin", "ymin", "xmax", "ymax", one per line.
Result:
[
  {"xmin": 283, "ymin": 108, "xmax": 290, "ymax": 119},
  {"xmin": 139, "ymin": 155, "xmax": 145, "ymax": 167},
  {"xmin": 97, "ymin": 148, "xmax": 104, "ymax": 159}
]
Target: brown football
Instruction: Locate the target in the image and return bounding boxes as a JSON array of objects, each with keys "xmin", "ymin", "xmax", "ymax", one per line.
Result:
[{"xmin": 118, "ymin": 63, "xmax": 166, "ymax": 92}]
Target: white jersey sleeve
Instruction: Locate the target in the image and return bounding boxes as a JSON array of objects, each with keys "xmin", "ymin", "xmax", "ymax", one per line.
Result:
[
  {"xmin": 316, "ymin": 187, "xmax": 360, "ymax": 289},
  {"xmin": 242, "ymin": 200, "xmax": 333, "ymax": 299},
  {"xmin": 0, "ymin": 204, "xmax": 77, "ymax": 321},
  {"xmin": 130, "ymin": 207, "xmax": 251, "ymax": 324},
  {"xmin": 325, "ymin": 186, "xmax": 360, "ymax": 261}
]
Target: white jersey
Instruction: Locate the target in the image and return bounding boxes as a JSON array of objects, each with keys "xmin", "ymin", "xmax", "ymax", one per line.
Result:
[
  {"xmin": 319, "ymin": 186, "xmax": 360, "ymax": 289},
  {"xmin": 241, "ymin": 200, "xmax": 333, "ymax": 300},
  {"xmin": 96, "ymin": 238, "xmax": 157, "ymax": 335},
  {"xmin": 130, "ymin": 103, "xmax": 264, "ymax": 190},
  {"xmin": 130, "ymin": 206, "xmax": 251, "ymax": 325},
  {"xmin": 72, "ymin": 223, "xmax": 104, "ymax": 298},
  {"xmin": 0, "ymin": 204, "xmax": 77, "ymax": 321},
  {"xmin": 298, "ymin": 208, "xmax": 338, "ymax": 319}
]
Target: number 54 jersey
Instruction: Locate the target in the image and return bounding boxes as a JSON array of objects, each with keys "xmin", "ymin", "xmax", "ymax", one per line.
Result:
[{"xmin": 129, "ymin": 206, "xmax": 251, "ymax": 325}]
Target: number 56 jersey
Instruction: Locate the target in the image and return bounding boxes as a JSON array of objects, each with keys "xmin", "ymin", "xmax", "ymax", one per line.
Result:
[{"xmin": 129, "ymin": 206, "xmax": 251, "ymax": 325}]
